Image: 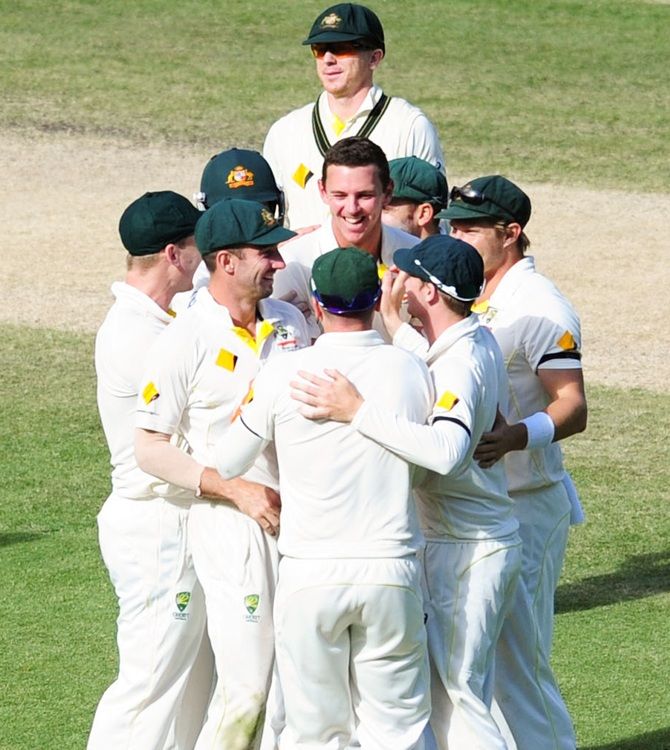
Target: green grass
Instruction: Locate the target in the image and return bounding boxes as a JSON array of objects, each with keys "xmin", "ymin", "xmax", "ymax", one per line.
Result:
[
  {"xmin": 1, "ymin": 0, "xmax": 668, "ymax": 191},
  {"xmin": 1, "ymin": 324, "xmax": 668, "ymax": 748}
]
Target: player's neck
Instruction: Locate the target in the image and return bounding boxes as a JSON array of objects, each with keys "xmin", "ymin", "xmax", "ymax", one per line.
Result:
[
  {"xmin": 332, "ymin": 222, "xmax": 382, "ymax": 260},
  {"xmin": 326, "ymin": 85, "xmax": 372, "ymax": 122},
  {"xmin": 211, "ymin": 285, "xmax": 259, "ymax": 335},
  {"xmin": 421, "ymin": 307, "xmax": 466, "ymax": 346},
  {"xmin": 126, "ymin": 271, "xmax": 177, "ymax": 313}
]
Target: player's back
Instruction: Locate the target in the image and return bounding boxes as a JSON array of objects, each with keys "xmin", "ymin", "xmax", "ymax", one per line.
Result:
[{"xmin": 263, "ymin": 330, "xmax": 434, "ymax": 559}]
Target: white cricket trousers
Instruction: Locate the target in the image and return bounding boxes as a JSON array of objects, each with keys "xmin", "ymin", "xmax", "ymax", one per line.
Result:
[
  {"xmin": 88, "ymin": 495, "xmax": 210, "ymax": 750},
  {"xmin": 493, "ymin": 482, "xmax": 576, "ymax": 750},
  {"xmin": 188, "ymin": 501, "xmax": 279, "ymax": 750},
  {"xmin": 274, "ymin": 556, "xmax": 430, "ymax": 750},
  {"xmin": 423, "ymin": 535, "xmax": 521, "ymax": 750}
]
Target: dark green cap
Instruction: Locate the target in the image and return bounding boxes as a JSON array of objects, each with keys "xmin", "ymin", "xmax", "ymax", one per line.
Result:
[
  {"xmin": 311, "ymin": 247, "xmax": 381, "ymax": 313},
  {"xmin": 303, "ymin": 3, "xmax": 385, "ymax": 52},
  {"xmin": 198, "ymin": 148, "xmax": 282, "ymax": 211},
  {"xmin": 195, "ymin": 199, "xmax": 295, "ymax": 256},
  {"xmin": 389, "ymin": 156, "xmax": 449, "ymax": 208},
  {"xmin": 394, "ymin": 235, "xmax": 484, "ymax": 302},
  {"xmin": 439, "ymin": 175, "xmax": 532, "ymax": 228},
  {"xmin": 118, "ymin": 191, "xmax": 200, "ymax": 256}
]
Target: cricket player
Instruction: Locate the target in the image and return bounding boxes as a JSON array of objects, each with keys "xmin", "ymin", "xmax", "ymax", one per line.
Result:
[
  {"xmin": 89, "ymin": 191, "xmax": 210, "ymax": 749},
  {"xmin": 171, "ymin": 147, "xmax": 287, "ymax": 314},
  {"xmin": 215, "ymin": 247, "xmax": 434, "ymax": 750},
  {"xmin": 264, "ymin": 2, "xmax": 444, "ymax": 228},
  {"xmin": 382, "ymin": 156, "xmax": 449, "ymax": 238},
  {"xmin": 292, "ymin": 236, "xmax": 522, "ymax": 749},
  {"xmin": 272, "ymin": 136, "xmax": 419, "ymax": 339},
  {"xmin": 442, "ymin": 175, "xmax": 586, "ymax": 749},
  {"xmin": 134, "ymin": 199, "xmax": 310, "ymax": 749}
]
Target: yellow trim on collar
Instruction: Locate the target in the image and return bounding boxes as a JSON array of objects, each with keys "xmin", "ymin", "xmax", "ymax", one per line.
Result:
[
  {"xmin": 232, "ymin": 319, "xmax": 276, "ymax": 355},
  {"xmin": 471, "ymin": 300, "xmax": 489, "ymax": 314}
]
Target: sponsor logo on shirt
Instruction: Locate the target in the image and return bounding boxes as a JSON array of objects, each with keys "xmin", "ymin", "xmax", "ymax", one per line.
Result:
[
  {"xmin": 244, "ymin": 593, "xmax": 261, "ymax": 624},
  {"xmin": 174, "ymin": 591, "xmax": 191, "ymax": 621}
]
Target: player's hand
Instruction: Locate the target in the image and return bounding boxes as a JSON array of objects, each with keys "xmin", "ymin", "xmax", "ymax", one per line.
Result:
[
  {"xmin": 379, "ymin": 267, "xmax": 406, "ymax": 339},
  {"xmin": 474, "ymin": 413, "xmax": 527, "ymax": 468},
  {"xmin": 290, "ymin": 369, "xmax": 363, "ymax": 422},
  {"xmin": 199, "ymin": 469, "xmax": 281, "ymax": 535}
]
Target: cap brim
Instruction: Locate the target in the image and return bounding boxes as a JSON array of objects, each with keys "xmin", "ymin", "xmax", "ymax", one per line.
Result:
[
  {"xmin": 437, "ymin": 202, "xmax": 506, "ymax": 222},
  {"xmin": 252, "ymin": 226, "xmax": 296, "ymax": 246},
  {"xmin": 302, "ymin": 31, "xmax": 373, "ymax": 45},
  {"xmin": 392, "ymin": 246, "xmax": 424, "ymax": 278}
]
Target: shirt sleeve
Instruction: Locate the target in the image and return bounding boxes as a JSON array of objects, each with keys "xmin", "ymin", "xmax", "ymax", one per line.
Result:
[
  {"xmin": 392, "ymin": 322, "xmax": 430, "ymax": 358},
  {"xmin": 525, "ymin": 305, "xmax": 583, "ymax": 373},
  {"xmin": 350, "ymin": 354, "xmax": 471, "ymax": 476}
]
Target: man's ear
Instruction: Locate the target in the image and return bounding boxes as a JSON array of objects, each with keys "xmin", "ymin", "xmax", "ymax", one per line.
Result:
[
  {"xmin": 163, "ymin": 242, "xmax": 179, "ymax": 268},
  {"xmin": 311, "ymin": 295, "xmax": 324, "ymax": 322},
  {"xmin": 318, "ymin": 178, "xmax": 328, "ymax": 205},
  {"xmin": 417, "ymin": 203, "xmax": 435, "ymax": 228},
  {"xmin": 503, "ymin": 223, "xmax": 522, "ymax": 247},
  {"xmin": 369, "ymin": 48, "xmax": 384, "ymax": 70}
]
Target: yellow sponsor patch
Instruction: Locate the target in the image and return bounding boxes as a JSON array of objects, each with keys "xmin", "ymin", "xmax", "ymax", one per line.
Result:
[
  {"xmin": 377, "ymin": 262, "xmax": 388, "ymax": 280},
  {"xmin": 166, "ymin": 307, "xmax": 177, "ymax": 318},
  {"xmin": 471, "ymin": 300, "xmax": 489, "ymax": 314},
  {"xmin": 557, "ymin": 331, "xmax": 577, "ymax": 351},
  {"xmin": 215, "ymin": 348, "xmax": 238, "ymax": 371},
  {"xmin": 292, "ymin": 163, "xmax": 313, "ymax": 189},
  {"xmin": 436, "ymin": 390, "xmax": 459, "ymax": 411},
  {"xmin": 232, "ymin": 382, "xmax": 255, "ymax": 422},
  {"xmin": 142, "ymin": 381, "xmax": 159, "ymax": 405}
]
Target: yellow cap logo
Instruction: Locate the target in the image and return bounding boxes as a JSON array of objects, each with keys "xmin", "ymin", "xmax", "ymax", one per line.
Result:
[
  {"xmin": 260, "ymin": 208, "xmax": 276, "ymax": 227},
  {"xmin": 321, "ymin": 12, "xmax": 342, "ymax": 28},
  {"xmin": 227, "ymin": 166, "xmax": 255, "ymax": 189}
]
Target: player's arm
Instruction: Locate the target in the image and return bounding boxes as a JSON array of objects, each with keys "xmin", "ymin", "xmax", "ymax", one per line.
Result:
[
  {"xmin": 134, "ymin": 429, "xmax": 280, "ymax": 535},
  {"xmin": 474, "ymin": 368, "xmax": 587, "ymax": 468},
  {"xmin": 291, "ymin": 369, "xmax": 470, "ymax": 476},
  {"xmin": 214, "ymin": 416, "xmax": 269, "ymax": 480}
]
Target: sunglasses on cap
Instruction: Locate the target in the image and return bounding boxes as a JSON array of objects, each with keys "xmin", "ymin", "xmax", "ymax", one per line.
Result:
[
  {"xmin": 311, "ymin": 42, "xmax": 372, "ymax": 58},
  {"xmin": 412, "ymin": 258, "xmax": 482, "ymax": 302},
  {"xmin": 449, "ymin": 185, "xmax": 515, "ymax": 222},
  {"xmin": 310, "ymin": 279, "xmax": 381, "ymax": 315}
]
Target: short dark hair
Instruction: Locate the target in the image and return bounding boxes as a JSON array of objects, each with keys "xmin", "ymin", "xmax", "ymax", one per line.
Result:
[{"xmin": 322, "ymin": 137, "xmax": 390, "ymax": 190}]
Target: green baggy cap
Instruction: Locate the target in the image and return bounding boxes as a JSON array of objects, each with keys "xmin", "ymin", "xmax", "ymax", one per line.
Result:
[
  {"xmin": 439, "ymin": 175, "xmax": 531, "ymax": 228},
  {"xmin": 303, "ymin": 3, "xmax": 385, "ymax": 51},
  {"xmin": 119, "ymin": 191, "xmax": 200, "ymax": 256},
  {"xmin": 311, "ymin": 246, "xmax": 381, "ymax": 313},
  {"xmin": 195, "ymin": 199, "xmax": 295, "ymax": 256},
  {"xmin": 389, "ymin": 156, "xmax": 449, "ymax": 208}
]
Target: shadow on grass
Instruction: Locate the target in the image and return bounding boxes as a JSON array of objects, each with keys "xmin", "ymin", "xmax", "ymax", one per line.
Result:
[
  {"xmin": 581, "ymin": 725, "xmax": 670, "ymax": 749},
  {"xmin": 0, "ymin": 531, "xmax": 45, "ymax": 548},
  {"xmin": 556, "ymin": 550, "xmax": 670, "ymax": 613}
]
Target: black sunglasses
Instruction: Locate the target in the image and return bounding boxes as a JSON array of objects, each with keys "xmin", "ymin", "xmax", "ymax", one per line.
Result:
[{"xmin": 449, "ymin": 185, "xmax": 513, "ymax": 220}]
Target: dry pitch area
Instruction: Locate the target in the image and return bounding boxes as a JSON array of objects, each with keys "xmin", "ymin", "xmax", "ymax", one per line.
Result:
[{"xmin": 3, "ymin": 130, "xmax": 668, "ymax": 392}]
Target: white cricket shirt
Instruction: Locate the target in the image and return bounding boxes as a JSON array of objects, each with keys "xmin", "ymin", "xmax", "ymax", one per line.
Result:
[
  {"xmin": 216, "ymin": 330, "xmax": 435, "ymax": 559},
  {"xmin": 357, "ymin": 316, "xmax": 518, "ymax": 541},
  {"xmin": 264, "ymin": 84, "xmax": 445, "ymax": 229},
  {"xmin": 95, "ymin": 282, "xmax": 184, "ymax": 501},
  {"xmin": 135, "ymin": 289, "xmax": 310, "ymax": 487},
  {"xmin": 474, "ymin": 256, "xmax": 583, "ymax": 492}
]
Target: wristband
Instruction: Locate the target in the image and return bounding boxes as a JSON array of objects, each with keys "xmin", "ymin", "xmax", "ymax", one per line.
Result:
[{"xmin": 520, "ymin": 411, "xmax": 555, "ymax": 450}]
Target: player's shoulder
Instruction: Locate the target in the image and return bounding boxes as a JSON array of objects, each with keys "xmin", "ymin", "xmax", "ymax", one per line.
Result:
[
  {"xmin": 262, "ymin": 297, "xmax": 306, "ymax": 325},
  {"xmin": 266, "ymin": 101, "xmax": 314, "ymax": 135},
  {"xmin": 279, "ymin": 225, "xmax": 329, "ymax": 264},
  {"xmin": 386, "ymin": 92, "xmax": 430, "ymax": 118}
]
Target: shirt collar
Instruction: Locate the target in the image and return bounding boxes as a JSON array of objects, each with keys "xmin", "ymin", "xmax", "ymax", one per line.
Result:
[
  {"xmin": 319, "ymin": 84, "xmax": 383, "ymax": 126},
  {"xmin": 489, "ymin": 256, "xmax": 536, "ymax": 305},
  {"xmin": 111, "ymin": 281, "xmax": 174, "ymax": 324},
  {"xmin": 426, "ymin": 315, "xmax": 480, "ymax": 365}
]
